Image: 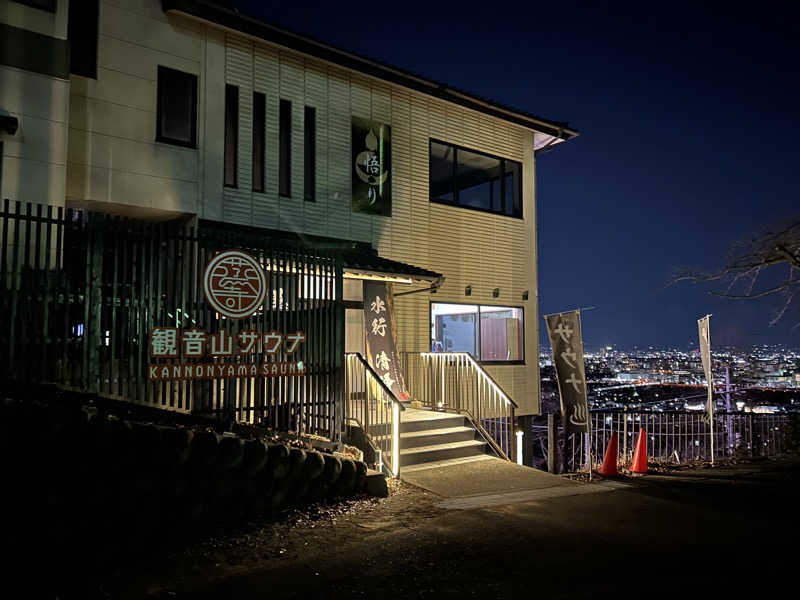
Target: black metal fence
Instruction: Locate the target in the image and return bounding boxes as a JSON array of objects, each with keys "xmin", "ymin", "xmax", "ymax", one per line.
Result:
[{"xmin": 0, "ymin": 201, "xmax": 344, "ymax": 441}]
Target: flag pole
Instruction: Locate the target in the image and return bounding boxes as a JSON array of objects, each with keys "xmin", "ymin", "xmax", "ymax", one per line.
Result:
[
  {"xmin": 543, "ymin": 306, "xmax": 597, "ymax": 318},
  {"xmin": 578, "ymin": 309, "xmax": 592, "ymax": 481},
  {"xmin": 706, "ymin": 315, "xmax": 715, "ymax": 466}
]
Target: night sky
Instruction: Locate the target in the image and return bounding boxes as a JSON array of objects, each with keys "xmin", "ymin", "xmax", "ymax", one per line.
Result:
[{"xmin": 233, "ymin": 1, "xmax": 799, "ymax": 350}]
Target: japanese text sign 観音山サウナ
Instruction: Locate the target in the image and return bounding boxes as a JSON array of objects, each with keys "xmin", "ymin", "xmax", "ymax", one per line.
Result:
[{"xmin": 147, "ymin": 249, "xmax": 306, "ymax": 381}]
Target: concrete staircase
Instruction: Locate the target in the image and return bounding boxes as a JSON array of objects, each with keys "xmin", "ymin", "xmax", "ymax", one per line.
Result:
[{"xmin": 399, "ymin": 408, "xmax": 493, "ymax": 472}]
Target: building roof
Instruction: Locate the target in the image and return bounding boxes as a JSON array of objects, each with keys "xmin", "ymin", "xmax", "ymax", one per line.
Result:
[
  {"xmin": 198, "ymin": 220, "xmax": 443, "ymax": 284},
  {"xmin": 162, "ymin": 0, "xmax": 578, "ymax": 149}
]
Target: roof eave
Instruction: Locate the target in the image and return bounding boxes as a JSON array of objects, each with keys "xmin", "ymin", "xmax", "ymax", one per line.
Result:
[
  {"xmin": 343, "ymin": 268, "xmax": 443, "ymax": 286},
  {"xmin": 162, "ymin": 0, "xmax": 578, "ymax": 142}
]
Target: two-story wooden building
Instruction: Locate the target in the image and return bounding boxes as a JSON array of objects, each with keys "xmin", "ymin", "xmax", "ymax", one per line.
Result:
[{"xmin": 0, "ymin": 0, "xmax": 577, "ymax": 473}]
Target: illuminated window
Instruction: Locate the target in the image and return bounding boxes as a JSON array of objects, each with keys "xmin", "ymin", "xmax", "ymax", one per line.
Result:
[
  {"xmin": 431, "ymin": 303, "xmax": 524, "ymax": 363},
  {"xmin": 429, "ymin": 140, "xmax": 522, "ymax": 218}
]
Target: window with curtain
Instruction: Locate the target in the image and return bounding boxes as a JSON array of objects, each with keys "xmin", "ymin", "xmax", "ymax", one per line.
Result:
[{"xmin": 431, "ymin": 303, "xmax": 524, "ymax": 363}]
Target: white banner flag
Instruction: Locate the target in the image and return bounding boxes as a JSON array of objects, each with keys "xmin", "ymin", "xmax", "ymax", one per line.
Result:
[{"xmin": 698, "ymin": 314, "xmax": 715, "ymax": 463}]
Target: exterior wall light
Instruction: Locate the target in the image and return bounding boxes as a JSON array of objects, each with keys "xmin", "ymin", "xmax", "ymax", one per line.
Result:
[
  {"xmin": 522, "ymin": 290, "xmax": 529, "ymax": 301},
  {"xmin": 492, "ymin": 288, "xmax": 500, "ymax": 298},
  {"xmin": 465, "ymin": 285, "xmax": 471, "ymax": 296},
  {"xmin": 0, "ymin": 114, "xmax": 19, "ymax": 135}
]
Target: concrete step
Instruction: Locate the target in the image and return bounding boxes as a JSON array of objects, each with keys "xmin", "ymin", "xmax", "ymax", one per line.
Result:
[
  {"xmin": 400, "ymin": 439, "xmax": 487, "ymax": 467},
  {"xmin": 400, "ymin": 426, "xmax": 477, "ymax": 449},
  {"xmin": 400, "ymin": 410, "xmax": 466, "ymax": 434},
  {"xmin": 401, "ymin": 454, "xmax": 495, "ymax": 474}
]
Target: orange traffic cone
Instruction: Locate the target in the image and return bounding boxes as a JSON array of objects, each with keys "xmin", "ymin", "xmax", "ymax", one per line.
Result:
[
  {"xmin": 630, "ymin": 427, "xmax": 648, "ymax": 474},
  {"xmin": 598, "ymin": 432, "xmax": 619, "ymax": 476}
]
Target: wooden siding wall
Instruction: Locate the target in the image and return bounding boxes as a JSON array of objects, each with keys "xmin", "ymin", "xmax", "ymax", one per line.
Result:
[{"xmin": 220, "ymin": 33, "xmax": 539, "ymax": 415}]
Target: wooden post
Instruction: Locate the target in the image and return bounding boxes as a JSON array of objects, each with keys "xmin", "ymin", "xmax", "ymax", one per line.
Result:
[
  {"xmin": 87, "ymin": 214, "xmax": 105, "ymax": 393},
  {"xmin": 333, "ymin": 255, "xmax": 345, "ymax": 448},
  {"xmin": 518, "ymin": 414, "xmax": 533, "ymax": 467}
]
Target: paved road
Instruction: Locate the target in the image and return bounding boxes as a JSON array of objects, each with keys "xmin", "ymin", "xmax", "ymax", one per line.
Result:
[{"xmin": 107, "ymin": 458, "xmax": 800, "ymax": 599}]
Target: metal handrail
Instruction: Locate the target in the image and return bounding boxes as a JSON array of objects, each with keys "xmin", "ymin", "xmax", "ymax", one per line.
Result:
[
  {"xmin": 461, "ymin": 407, "xmax": 514, "ymax": 462},
  {"xmin": 346, "ymin": 352, "xmax": 406, "ymax": 412},
  {"xmin": 404, "ymin": 352, "xmax": 517, "ymax": 461},
  {"xmin": 422, "ymin": 352, "xmax": 519, "ymax": 409},
  {"xmin": 344, "ymin": 352, "xmax": 404, "ymax": 477}
]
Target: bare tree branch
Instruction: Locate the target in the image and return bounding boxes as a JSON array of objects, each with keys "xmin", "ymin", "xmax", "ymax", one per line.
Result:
[
  {"xmin": 672, "ymin": 216, "xmax": 800, "ymax": 328},
  {"xmin": 770, "ymin": 290, "xmax": 796, "ymax": 326},
  {"xmin": 710, "ymin": 281, "xmax": 798, "ymax": 300}
]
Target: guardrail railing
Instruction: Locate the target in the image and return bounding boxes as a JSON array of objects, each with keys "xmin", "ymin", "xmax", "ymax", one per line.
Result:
[
  {"xmin": 344, "ymin": 352, "xmax": 404, "ymax": 477},
  {"xmin": 536, "ymin": 410, "xmax": 793, "ymax": 473},
  {"xmin": 401, "ymin": 352, "xmax": 517, "ymax": 461}
]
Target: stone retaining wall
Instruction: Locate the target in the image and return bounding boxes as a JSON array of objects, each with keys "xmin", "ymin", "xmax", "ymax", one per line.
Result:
[{"xmin": 0, "ymin": 392, "xmax": 386, "ymax": 575}]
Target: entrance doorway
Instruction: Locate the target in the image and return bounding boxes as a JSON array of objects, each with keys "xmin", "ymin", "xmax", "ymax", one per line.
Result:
[{"xmin": 345, "ymin": 308, "xmax": 365, "ymax": 354}]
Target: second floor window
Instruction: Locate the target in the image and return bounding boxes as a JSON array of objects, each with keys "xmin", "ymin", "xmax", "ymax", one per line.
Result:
[
  {"xmin": 252, "ymin": 92, "xmax": 265, "ymax": 192},
  {"xmin": 156, "ymin": 66, "xmax": 197, "ymax": 148},
  {"xmin": 279, "ymin": 99, "xmax": 291, "ymax": 197},
  {"xmin": 12, "ymin": 0, "xmax": 56, "ymax": 12},
  {"xmin": 68, "ymin": 0, "xmax": 98, "ymax": 79},
  {"xmin": 304, "ymin": 106, "xmax": 316, "ymax": 201},
  {"xmin": 224, "ymin": 84, "xmax": 238, "ymax": 187},
  {"xmin": 429, "ymin": 139, "xmax": 522, "ymax": 218}
]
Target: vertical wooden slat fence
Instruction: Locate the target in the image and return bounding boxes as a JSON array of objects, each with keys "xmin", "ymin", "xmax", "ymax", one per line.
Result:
[{"xmin": 0, "ymin": 202, "xmax": 344, "ymax": 442}]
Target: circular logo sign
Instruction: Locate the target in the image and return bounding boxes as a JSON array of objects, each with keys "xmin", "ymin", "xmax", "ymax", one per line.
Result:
[{"xmin": 203, "ymin": 250, "xmax": 267, "ymax": 319}]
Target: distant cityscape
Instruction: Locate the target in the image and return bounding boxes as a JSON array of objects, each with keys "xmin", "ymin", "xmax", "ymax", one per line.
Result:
[{"xmin": 539, "ymin": 345, "xmax": 800, "ymax": 414}]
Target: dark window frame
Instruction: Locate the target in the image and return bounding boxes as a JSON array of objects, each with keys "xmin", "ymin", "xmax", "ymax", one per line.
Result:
[
  {"xmin": 429, "ymin": 300, "xmax": 526, "ymax": 365},
  {"xmin": 12, "ymin": 0, "xmax": 56, "ymax": 12},
  {"xmin": 155, "ymin": 66, "xmax": 198, "ymax": 149},
  {"xmin": 304, "ymin": 105, "xmax": 316, "ymax": 202},
  {"xmin": 429, "ymin": 139, "xmax": 523, "ymax": 219},
  {"xmin": 251, "ymin": 91, "xmax": 265, "ymax": 192},
  {"xmin": 224, "ymin": 84, "xmax": 239, "ymax": 188},
  {"xmin": 67, "ymin": 0, "xmax": 98, "ymax": 79},
  {"xmin": 279, "ymin": 99, "xmax": 292, "ymax": 197}
]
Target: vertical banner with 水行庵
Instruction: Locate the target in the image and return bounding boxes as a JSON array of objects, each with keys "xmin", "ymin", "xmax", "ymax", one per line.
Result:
[
  {"xmin": 545, "ymin": 310, "xmax": 589, "ymax": 434},
  {"xmin": 363, "ymin": 281, "xmax": 409, "ymax": 401}
]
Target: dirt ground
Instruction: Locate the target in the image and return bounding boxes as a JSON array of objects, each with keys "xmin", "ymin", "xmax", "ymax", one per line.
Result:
[
  {"xmin": 90, "ymin": 478, "xmax": 442, "ymax": 598},
  {"xmin": 80, "ymin": 458, "xmax": 800, "ymax": 599}
]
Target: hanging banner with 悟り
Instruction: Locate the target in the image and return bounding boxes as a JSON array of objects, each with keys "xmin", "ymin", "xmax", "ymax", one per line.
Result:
[
  {"xmin": 352, "ymin": 117, "xmax": 391, "ymax": 216},
  {"xmin": 363, "ymin": 281, "xmax": 409, "ymax": 400},
  {"xmin": 545, "ymin": 310, "xmax": 589, "ymax": 433}
]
